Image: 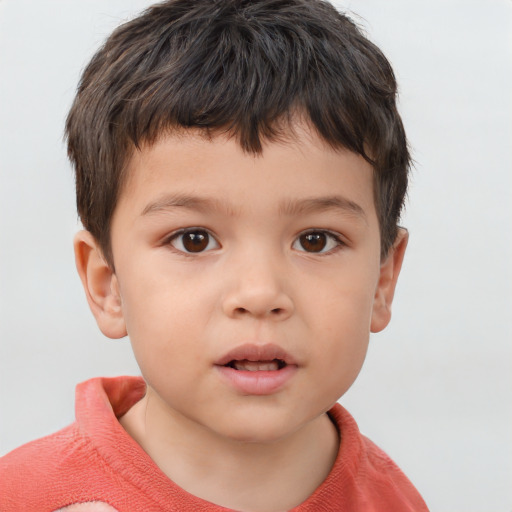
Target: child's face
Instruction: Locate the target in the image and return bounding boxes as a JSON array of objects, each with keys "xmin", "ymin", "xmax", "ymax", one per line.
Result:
[{"xmin": 79, "ymin": 123, "xmax": 405, "ymax": 443}]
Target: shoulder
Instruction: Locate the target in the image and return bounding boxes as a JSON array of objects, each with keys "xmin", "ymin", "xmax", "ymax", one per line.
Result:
[
  {"xmin": 325, "ymin": 403, "xmax": 430, "ymax": 511},
  {"xmin": 0, "ymin": 377, "xmax": 166, "ymax": 512},
  {"xmin": 357, "ymin": 434, "xmax": 430, "ymax": 510},
  {"xmin": 0, "ymin": 422, "xmax": 108, "ymax": 510},
  {"xmin": 0, "ymin": 422, "xmax": 83, "ymax": 477}
]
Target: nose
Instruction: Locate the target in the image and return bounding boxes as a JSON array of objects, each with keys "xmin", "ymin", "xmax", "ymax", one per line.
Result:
[{"xmin": 221, "ymin": 256, "xmax": 294, "ymax": 320}]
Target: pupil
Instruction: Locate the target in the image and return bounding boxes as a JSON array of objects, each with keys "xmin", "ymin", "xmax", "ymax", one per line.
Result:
[
  {"xmin": 300, "ymin": 232, "xmax": 326, "ymax": 252},
  {"xmin": 183, "ymin": 231, "xmax": 209, "ymax": 252}
]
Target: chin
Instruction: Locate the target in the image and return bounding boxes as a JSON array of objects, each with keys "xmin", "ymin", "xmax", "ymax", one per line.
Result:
[{"xmin": 211, "ymin": 411, "xmax": 302, "ymax": 445}]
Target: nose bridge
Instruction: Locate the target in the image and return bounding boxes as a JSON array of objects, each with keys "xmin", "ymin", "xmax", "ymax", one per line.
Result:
[{"xmin": 222, "ymin": 243, "xmax": 293, "ymax": 319}]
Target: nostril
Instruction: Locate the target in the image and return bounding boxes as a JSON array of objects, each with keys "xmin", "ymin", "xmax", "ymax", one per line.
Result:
[
  {"xmin": 232, "ymin": 306, "xmax": 283, "ymax": 317},
  {"xmin": 228, "ymin": 301, "xmax": 292, "ymax": 319}
]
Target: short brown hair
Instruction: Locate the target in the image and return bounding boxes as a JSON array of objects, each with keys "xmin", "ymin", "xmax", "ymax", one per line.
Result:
[{"xmin": 66, "ymin": 0, "xmax": 410, "ymax": 265}]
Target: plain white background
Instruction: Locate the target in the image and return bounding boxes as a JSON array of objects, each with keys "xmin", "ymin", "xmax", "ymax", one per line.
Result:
[{"xmin": 0, "ymin": 1, "xmax": 511, "ymax": 510}]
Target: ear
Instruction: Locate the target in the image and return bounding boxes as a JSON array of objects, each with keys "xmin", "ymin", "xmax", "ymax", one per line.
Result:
[
  {"xmin": 73, "ymin": 230, "xmax": 127, "ymax": 339},
  {"xmin": 370, "ymin": 228, "xmax": 409, "ymax": 333}
]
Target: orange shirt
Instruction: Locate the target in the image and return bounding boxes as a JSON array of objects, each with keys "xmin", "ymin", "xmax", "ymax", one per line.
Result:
[{"xmin": 0, "ymin": 377, "xmax": 429, "ymax": 511}]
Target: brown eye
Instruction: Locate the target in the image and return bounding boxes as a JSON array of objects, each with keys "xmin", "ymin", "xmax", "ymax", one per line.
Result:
[
  {"xmin": 293, "ymin": 231, "xmax": 341, "ymax": 253},
  {"xmin": 170, "ymin": 229, "xmax": 219, "ymax": 253},
  {"xmin": 299, "ymin": 232, "xmax": 327, "ymax": 252}
]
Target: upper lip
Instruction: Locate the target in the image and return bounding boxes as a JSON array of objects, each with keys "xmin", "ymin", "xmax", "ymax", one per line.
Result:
[{"xmin": 215, "ymin": 343, "xmax": 297, "ymax": 366}]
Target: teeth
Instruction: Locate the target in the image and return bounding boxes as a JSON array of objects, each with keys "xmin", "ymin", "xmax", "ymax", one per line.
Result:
[{"xmin": 233, "ymin": 359, "xmax": 280, "ymax": 371}]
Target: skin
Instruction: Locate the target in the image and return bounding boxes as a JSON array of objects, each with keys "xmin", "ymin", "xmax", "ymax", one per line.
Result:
[
  {"xmin": 55, "ymin": 504, "xmax": 119, "ymax": 512},
  {"xmin": 74, "ymin": 123, "xmax": 407, "ymax": 512}
]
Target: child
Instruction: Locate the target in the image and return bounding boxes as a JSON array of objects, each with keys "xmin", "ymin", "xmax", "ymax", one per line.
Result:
[{"xmin": 0, "ymin": 0, "xmax": 429, "ymax": 510}]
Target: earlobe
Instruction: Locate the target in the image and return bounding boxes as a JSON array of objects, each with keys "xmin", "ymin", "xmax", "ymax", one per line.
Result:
[
  {"xmin": 73, "ymin": 230, "xmax": 127, "ymax": 339},
  {"xmin": 370, "ymin": 228, "xmax": 408, "ymax": 333}
]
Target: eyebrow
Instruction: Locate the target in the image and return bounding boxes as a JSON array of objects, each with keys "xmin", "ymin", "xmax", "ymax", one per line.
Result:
[
  {"xmin": 141, "ymin": 194, "xmax": 234, "ymax": 216},
  {"xmin": 141, "ymin": 193, "xmax": 366, "ymax": 221},
  {"xmin": 278, "ymin": 196, "xmax": 367, "ymax": 221}
]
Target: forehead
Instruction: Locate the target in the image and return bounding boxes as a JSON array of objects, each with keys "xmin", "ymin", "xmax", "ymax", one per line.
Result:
[{"xmin": 118, "ymin": 124, "xmax": 377, "ymax": 222}]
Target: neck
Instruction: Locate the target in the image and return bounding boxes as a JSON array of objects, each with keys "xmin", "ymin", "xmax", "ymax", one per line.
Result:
[{"xmin": 120, "ymin": 388, "xmax": 339, "ymax": 512}]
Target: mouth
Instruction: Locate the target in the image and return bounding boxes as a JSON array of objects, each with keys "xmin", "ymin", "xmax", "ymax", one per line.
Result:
[
  {"xmin": 215, "ymin": 343, "xmax": 296, "ymax": 369},
  {"xmin": 215, "ymin": 344, "xmax": 298, "ymax": 395},
  {"xmin": 224, "ymin": 359, "xmax": 288, "ymax": 372}
]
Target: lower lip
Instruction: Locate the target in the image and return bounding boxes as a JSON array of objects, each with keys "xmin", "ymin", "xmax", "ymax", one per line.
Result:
[{"xmin": 215, "ymin": 365, "xmax": 298, "ymax": 395}]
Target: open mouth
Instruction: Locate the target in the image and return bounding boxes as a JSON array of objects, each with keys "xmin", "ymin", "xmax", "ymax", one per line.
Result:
[
  {"xmin": 215, "ymin": 345, "xmax": 297, "ymax": 394},
  {"xmin": 225, "ymin": 359, "xmax": 288, "ymax": 372}
]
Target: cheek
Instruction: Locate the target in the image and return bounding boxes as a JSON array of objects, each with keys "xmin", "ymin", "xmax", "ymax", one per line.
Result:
[
  {"xmin": 306, "ymin": 267, "xmax": 378, "ymax": 337},
  {"xmin": 316, "ymin": 302, "xmax": 370, "ymax": 376},
  {"xmin": 304, "ymin": 272, "xmax": 376, "ymax": 387},
  {"xmin": 310, "ymin": 310, "xmax": 370, "ymax": 405},
  {"xmin": 117, "ymin": 273, "xmax": 201, "ymax": 369}
]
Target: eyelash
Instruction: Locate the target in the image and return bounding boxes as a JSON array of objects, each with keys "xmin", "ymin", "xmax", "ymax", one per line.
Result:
[{"xmin": 165, "ymin": 228, "xmax": 345, "ymax": 255}]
